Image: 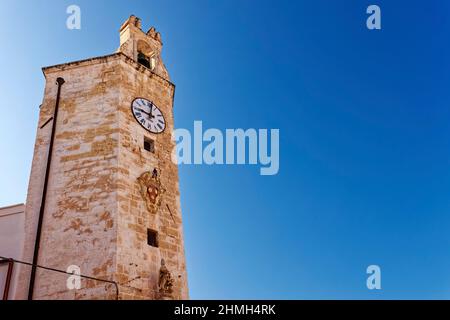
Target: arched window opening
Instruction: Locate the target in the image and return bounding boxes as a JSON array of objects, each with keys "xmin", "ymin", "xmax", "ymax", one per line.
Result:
[{"xmin": 138, "ymin": 52, "xmax": 151, "ymax": 69}]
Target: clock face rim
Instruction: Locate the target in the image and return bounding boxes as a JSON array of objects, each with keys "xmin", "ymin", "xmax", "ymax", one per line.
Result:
[{"xmin": 131, "ymin": 97, "xmax": 166, "ymax": 134}]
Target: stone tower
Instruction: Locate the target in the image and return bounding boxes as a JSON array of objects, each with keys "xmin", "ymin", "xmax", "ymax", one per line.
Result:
[{"xmin": 15, "ymin": 16, "xmax": 189, "ymax": 300}]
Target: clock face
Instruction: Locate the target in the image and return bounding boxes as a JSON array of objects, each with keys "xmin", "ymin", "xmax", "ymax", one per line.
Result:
[{"xmin": 131, "ymin": 98, "xmax": 166, "ymax": 134}]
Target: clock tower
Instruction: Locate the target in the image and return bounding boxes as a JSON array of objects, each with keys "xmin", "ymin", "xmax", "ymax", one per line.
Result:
[{"xmin": 15, "ymin": 16, "xmax": 189, "ymax": 300}]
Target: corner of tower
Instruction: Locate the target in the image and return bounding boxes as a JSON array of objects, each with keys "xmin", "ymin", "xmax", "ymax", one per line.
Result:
[{"xmin": 118, "ymin": 15, "xmax": 170, "ymax": 80}]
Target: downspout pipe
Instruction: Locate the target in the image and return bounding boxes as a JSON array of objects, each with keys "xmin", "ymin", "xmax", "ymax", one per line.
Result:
[
  {"xmin": 1, "ymin": 259, "xmax": 14, "ymax": 300},
  {"xmin": 28, "ymin": 77, "xmax": 65, "ymax": 300}
]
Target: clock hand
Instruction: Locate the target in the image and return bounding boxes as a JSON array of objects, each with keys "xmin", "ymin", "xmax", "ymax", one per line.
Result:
[
  {"xmin": 136, "ymin": 108, "xmax": 149, "ymax": 115},
  {"xmin": 136, "ymin": 108, "xmax": 153, "ymax": 118}
]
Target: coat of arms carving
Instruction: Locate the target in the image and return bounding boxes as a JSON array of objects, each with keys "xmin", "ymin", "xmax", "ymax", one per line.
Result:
[{"xmin": 138, "ymin": 169, "xmax": 165, "ymax": 214}]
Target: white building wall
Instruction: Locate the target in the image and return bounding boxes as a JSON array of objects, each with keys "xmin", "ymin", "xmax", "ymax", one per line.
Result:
[{"xmin": 0, "ymin": 203, "xmax": 25, "ymax": 300}]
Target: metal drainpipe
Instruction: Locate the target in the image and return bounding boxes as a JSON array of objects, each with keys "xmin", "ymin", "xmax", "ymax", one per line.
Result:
[
  {"xmin": 1, "ymin": 259, "xmax": 14, "ymax": 300},
  {"xmin": 28, "ymin": 77, "xmax": 65, "ymax": 300}
]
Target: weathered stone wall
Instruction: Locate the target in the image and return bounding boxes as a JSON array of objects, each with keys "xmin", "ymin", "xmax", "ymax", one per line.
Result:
[
  {"xmin": 115, "ymin": 57, "xmax": 188, "ymax": 299},
  {"xmin": 15, "ymin": 52, "xmax": 188, "ymax": 300},
  {"xmin": 15, "ymin": 55, "xmax": 123, "ymax": 299}
]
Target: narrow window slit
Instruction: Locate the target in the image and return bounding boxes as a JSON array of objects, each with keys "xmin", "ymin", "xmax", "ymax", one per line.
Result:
[
  {"xmin": 144, "ymin": 137, "xmax": 155, "ymax": 153},
  {"xmin": 147, "ymin": 229, "xmax": 159, "ymax": 248}
]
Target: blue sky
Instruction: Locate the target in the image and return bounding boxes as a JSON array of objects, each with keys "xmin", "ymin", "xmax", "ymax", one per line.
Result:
[{"xmin": 1, "ymin": 0, "xmax": 450, "ymax": 299}]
